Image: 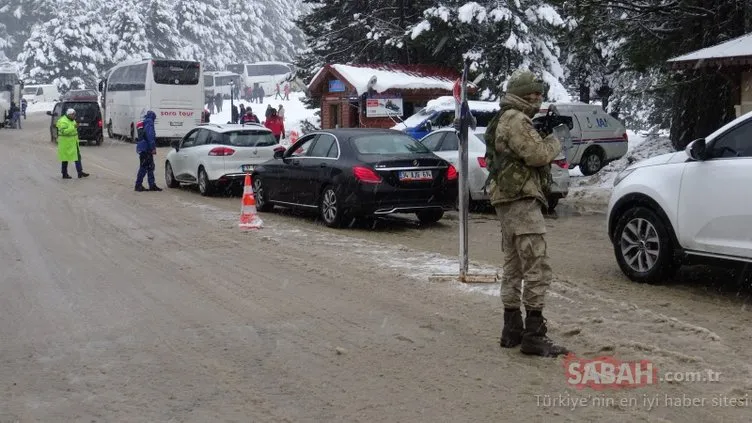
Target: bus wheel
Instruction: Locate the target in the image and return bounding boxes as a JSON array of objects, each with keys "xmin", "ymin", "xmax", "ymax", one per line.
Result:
[
  {"xmin": 107, "ymin": 121, "xmax": 113, "ymax": 138},
  {"xmin": 130, "ymin": 124, "xmax": 136, "ymax": 143}
]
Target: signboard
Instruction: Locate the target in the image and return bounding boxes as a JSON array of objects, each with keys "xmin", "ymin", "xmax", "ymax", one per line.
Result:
[
  {"xmin": 328, "ymin": 79, "xmax": 346, "ymax": 93},
  {"xmin": 365, "ymin": 97, "xmax": 403, "ymax": 117}
]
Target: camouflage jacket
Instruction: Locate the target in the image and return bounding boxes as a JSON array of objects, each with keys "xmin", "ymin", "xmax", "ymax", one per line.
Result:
[{"xmin": 490, "ymin": 94, "xmax": 561, "ymax": 207}]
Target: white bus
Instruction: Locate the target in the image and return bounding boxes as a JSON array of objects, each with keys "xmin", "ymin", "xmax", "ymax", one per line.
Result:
[
  {"xmin": 0, "ymin": 62, "xmax": 22, "ymax": 126},
  {"xmin": 99, "ymin": 59, "xmax": 204, "ymax": 142},
  {"xmin": 226, "ymin": 61, "xmax": 293, "ymax": 97},
  {"xmin": 204, "ymin": 71, "xmax": 241, "ymax": 99}
]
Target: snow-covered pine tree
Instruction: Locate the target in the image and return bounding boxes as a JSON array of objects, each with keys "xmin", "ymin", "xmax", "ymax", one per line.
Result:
[
  {"xmin": 174, "ymin": 0, "xmax": 240, "ymax": 69},
  {"xmin": 18, "ymin": 7, "xmax": 108, "ymax": 91},
  {"xmin": 293, "ymin": 0, "xmax": 435, "ymax": 108},
  {"xmin": 102, "ymin": 0, "xmax": 150, "ymax": 67},
  {"xmin": 407, "ymin": 1, "xmax": 569, "ymax": 101},
  {"xmin": 142, "ymin": 0, "xmax": 185, "ymax": 60},
  {"xmin": 254, "ymin": 0, "xmax": 307, "ymax": 63}
]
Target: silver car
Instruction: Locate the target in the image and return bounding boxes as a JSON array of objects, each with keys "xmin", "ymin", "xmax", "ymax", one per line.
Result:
[
  {"xmin": 165, "ymin": 123, "xmax": 285, "ymax": 196},
  {"xmin": 424, "ymin": 128, "xmax": 569, "ymax": 210}
]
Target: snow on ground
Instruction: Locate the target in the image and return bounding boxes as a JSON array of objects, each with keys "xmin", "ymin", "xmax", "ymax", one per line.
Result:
[
  {"xmin": 566, "ymin": 129, "xmax": 675, "ymax": 205},
  {"xmin": 209, "ymin": 91, "xmax": 319, "ymax": 146}
]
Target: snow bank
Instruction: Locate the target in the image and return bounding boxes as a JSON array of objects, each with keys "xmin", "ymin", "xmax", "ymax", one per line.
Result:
[
  {"xmin": 209, "ymin": 91, "xmax": 320, "ymax": 145},
  {"xmin": 567, "ymin": 130, "xmax": 675, "ymax": 205}
]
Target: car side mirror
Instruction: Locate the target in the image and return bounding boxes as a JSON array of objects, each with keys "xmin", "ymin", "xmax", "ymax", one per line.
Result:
[
  {"xmin": 686, "ymin": 138, "xmax": 707, "ymax": 161},
  {"xmin": 171, "ymin": 140, "xmax": 180, "ymax": 151},
  {"xmin": 46, "ymin": 111, "xmax": 52, "ymax": 116},
  {"xmin": 424, "ymin": 121, "xmax": 432, "ymax": 132},
  {"xmin": 273, "ymin": 149, "xmax": 284, "ymax": 159}
]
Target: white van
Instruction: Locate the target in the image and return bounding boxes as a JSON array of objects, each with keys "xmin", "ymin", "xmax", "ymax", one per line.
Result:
[
  {"xmin": 22, "ymin": 84, "xmax": 60, "ymax": 104},
  {"xmin": 536, "ymin": 102, "xmax": 627, "ymax": 175}
]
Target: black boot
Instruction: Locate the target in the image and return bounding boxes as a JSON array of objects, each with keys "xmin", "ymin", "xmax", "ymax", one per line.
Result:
[
  {"xmin": 78, "ymin": 172, "xmax": 89, "ymax": 178},
  {"xmin": 500, "ymin": 309, "xmax": 524, "ymax": 348},
  {"xmin": 148, "ymin": 186, "xmax": 162, "ymax": 191},
  {"xmin": 135, "ymin": 185, "xmax": 146, "ymax": 192},
  {"xmin": 62, "ymin": 174, "xmax": 72, "ymax": 179},
  {"xmin": 520, "ymin": 311, "xmax": 569, "ymax": 357}
]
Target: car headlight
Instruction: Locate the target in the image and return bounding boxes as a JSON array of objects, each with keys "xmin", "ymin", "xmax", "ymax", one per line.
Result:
[{"xmin": 613, "ymin": 168, "xmax": 635, "ymax": 187}]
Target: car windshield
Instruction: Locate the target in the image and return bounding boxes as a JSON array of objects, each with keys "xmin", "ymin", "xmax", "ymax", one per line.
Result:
[
  {"xmin": 400, "ymin": 108, "xmax": 435, "ymax": 128},
  {"xmin": 24, "ymin": 87, "xmax": 38, "ymax": 95},
  {"xmin": 64, "ymin": 102, "xmax": 100, "ymax": 120},
  {"xmin": 351, "ymin": 133, "xmax": 431, "ymax": 155},
  {"xmin": 221, "ymin": 130, "xmax": 277, "ymax": 147}
]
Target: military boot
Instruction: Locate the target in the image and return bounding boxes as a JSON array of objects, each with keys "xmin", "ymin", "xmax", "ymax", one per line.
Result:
[
  {"xmin": 520, "ymin": 312, "xmax": 569, "ymax": 357},
  {"xmin": 500, "ymin": 309, "xmax": 524, "ymax": 348}
]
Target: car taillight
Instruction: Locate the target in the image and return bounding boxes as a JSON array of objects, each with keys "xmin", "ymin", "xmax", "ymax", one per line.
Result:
[
  {"xmin": 208, "ymin": 147, "xmax": 235, "ymax": 156},
  {"xmin": 477, "ymin": 157, "xmax": 487, "ymax": 168},
  {"xmin": 97, "ymin": 119, "xmax": 102, "ymax": 128},
  {"xmin": 553, "ymin": 159, "xmax": 568, "ymax": 169},
  {"xmin": 446, "ymin": 164, "xmax": 458, "ymax": 180},
  {"xmin": 352, "ymin": 166, "xmax": 382, "ymax": 184}
]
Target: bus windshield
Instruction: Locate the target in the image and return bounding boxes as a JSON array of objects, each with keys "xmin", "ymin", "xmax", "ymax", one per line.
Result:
[
  {"xmin": 0, "ymin": 72, "xmax": 19, "ymax": 88},
  {"xmin": 153, "ymin": 60, "xmax": 200, "ymax": 85},
  {"xmin": 204, "ymin": 75, "xmax": 214, "ymax": 87}
]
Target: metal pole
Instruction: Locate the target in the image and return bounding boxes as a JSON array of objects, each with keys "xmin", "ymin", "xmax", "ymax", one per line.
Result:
[{"xmin": 458, "ymin": 59, "xmax": 470, "ymax": 280}]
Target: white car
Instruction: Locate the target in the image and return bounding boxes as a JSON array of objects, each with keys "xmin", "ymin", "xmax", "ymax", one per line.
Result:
[
  {"xmin": 165, "ymin": 123, "xmax": 285, "ymax": 196},
  {"xmin": 607, "ymin": 111, "xmax": 752, "ymax": 283},
  {"xmin": 422, "ymin": 128, "xmax": 570, "ymax": 210}
]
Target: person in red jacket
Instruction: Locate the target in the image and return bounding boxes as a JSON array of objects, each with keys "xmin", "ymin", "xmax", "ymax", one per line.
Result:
[{"xmin": 264, "ymin": 108, "xmax": 285, "ymax": 142}]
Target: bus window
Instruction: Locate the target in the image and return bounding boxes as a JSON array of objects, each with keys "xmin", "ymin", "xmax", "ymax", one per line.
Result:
[
  {"xmin": 153, "ymin": 60, "xmax": 200, "ymax": 85},
  {"xmin": 204, "ymin": 75, "xmax": 214, "ymax": 87}
]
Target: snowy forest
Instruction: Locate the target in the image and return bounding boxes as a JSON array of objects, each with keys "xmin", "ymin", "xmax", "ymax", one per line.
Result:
[{"xmin": 1, "ymin": 0, "xmax": 751, "ymax": 146}]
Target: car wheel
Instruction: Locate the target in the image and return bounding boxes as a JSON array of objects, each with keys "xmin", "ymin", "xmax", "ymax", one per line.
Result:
[
  {"xmin": 165, "ymin": 161, "xmax": 180, "ymax": 188},
  {"xmin": 319, "ymin": 186, "xmax": 345, "ymax": 228},
  {"xmin": 547, "ymin": 196, "xmax": 559, "ymax": 211},
  {"xmin": 95, "ymin": 134, "xmax": 103, "ymax": 146},
  {"xmin": 613, "ymin": 206, "xmax": 679, "ymax": 283},
  {"xmin": 107, "ymin": 121, "xmax": 113, "ymax": 139},
  {"xmin": 416, "ymin": 209, "xmax": 445, "ymax": 224},
  {"xmin": 252, "ymin": 176, "xmax": 274, "ymax": 212},
  {"xmin": 580, "ymin": 149, "xmax": 603, "ymax": 176},
  {"xmin": 197, "ymin": 167, "xmax": 214, "ymax": 196}
]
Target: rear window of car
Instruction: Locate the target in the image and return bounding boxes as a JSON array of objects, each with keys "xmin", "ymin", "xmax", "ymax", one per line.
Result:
[
  {"xmin": 63, "ymin": 102, "xmax": 100, "ymax": 120},
  {"xmin": 221, "ymin": 130, "xmax": 277, "ymax": 147},
  {"xmin": 351, "ymin": 133, "xmax": 431, "ymax": 155}
]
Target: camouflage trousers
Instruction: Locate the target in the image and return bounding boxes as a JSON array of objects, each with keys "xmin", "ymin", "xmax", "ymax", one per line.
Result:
[{"xmin": 495, "ymin": 198, "xmax": 552, "ymax": 310}]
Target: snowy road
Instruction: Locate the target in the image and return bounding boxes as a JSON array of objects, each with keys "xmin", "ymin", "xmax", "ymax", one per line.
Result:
[{"xmin": 1, "ymin": 114, "xmax": 751, "ymax": 422}]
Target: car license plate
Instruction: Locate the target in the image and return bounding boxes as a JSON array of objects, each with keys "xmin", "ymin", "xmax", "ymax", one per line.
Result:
[
  {"xmin": 78, "ymin": 123, "xmax": 88, "ymax": 127},
  {"xmin": 241, "ymin": 164, "xmax": 254, "ymax": 172},
  {"xmin": 399, "ymin": 170, "xmax": 432, "ymax": 181},
  {"xmin": 170, "ymin": 121, "xmax": 183, "ymax": 127}
]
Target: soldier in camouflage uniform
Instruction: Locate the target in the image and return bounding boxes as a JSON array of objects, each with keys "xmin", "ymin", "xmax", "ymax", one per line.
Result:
[{"xmin": 489, "ymin": 69, "xmax": 568, "ymax": 357}]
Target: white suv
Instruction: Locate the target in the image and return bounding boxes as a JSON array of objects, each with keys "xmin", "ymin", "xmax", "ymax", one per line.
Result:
[
  {"xmin": 607, "ymin": 112, "xmax": 752, "ymax": 283},
  {"xmin": 165, "ymin": 123, "xmax": 285, "ymax": 196}
]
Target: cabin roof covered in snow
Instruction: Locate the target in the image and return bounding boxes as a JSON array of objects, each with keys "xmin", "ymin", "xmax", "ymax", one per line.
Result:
[
  {"xmin": 308, "ymin": 64, "xmax": 471, "ymax": 96},
  {"xmin": 667, "ymin": 32, "xmax": 752, "ymax": 68}
]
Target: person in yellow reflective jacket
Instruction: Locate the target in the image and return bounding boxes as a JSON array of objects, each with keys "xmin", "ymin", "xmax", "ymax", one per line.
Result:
[{"xmin": 57, "ymin": 108, "xmax": 89, "ymax": 179}]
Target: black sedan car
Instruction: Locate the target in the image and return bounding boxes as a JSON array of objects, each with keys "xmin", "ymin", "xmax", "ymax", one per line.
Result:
[{"xmin": 252, "ymin": 128, "xmax": 459, "ymax": 227}]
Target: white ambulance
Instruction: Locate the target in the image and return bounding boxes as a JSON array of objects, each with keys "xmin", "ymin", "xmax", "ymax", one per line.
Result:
[{"xmin": 537, "ymin": 102, "xmax": 628, "ymax": 175}]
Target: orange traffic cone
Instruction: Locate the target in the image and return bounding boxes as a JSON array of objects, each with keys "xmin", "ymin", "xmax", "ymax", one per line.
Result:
[{"xmin": 239, "ymin": 173, "xmax": 263, "ymax": 230}]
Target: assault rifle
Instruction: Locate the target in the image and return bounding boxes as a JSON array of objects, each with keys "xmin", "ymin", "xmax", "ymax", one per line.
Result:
[{"xmin": 532, "ymin": 106, "xmax": 573, "ymax": 137}]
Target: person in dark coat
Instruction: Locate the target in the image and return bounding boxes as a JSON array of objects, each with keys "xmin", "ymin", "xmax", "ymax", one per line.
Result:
[
  {"xmin": 258, "ymin": 86, "xmax": 265, "ymax": 103},
  {"xmin": 215, "ymin": 92, "xmax": 223, "ymax": 112},
  {"xmin": 134, "ymin": 111, "xmax": 161, "ymax": 191},
  {"xmin": 239, "ymin": 103, "xmax": 246, "ymax": 118},
  {"xmin": 265, "ymin": 104, "xmax": 274, "ymax": 120},
  {"xmin": 231, "ymin": 104, "xmax": 239, "ymax": 124}
]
